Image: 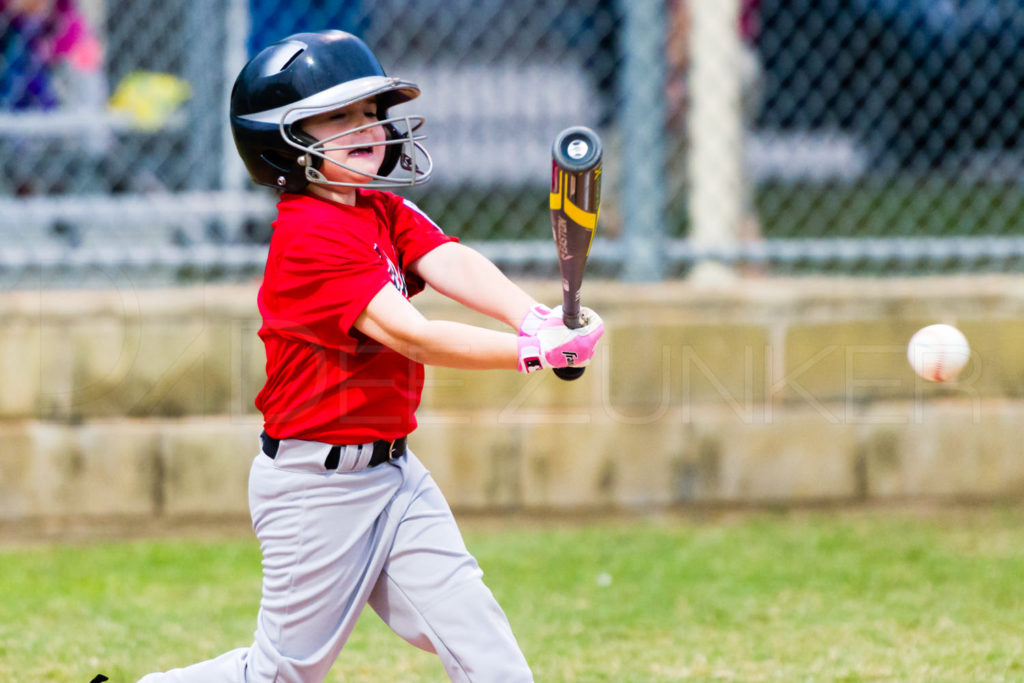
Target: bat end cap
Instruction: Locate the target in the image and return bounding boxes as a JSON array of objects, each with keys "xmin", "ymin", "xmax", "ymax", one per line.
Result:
[
  {"xmin": 552, "ymin": 126, "xmax": 602, "ymax": 171},
  {"xmin": 553, "ymin": 367, "xmax": 587, "ymax": 381}
]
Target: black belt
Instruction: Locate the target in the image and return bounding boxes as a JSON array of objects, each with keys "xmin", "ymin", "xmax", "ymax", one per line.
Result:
[{"xmin": 260, "ymin": 431, "xmax": 407, "ymax": 469}]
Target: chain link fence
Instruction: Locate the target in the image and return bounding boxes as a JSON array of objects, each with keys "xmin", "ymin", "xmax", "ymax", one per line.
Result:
[
  {"xmin": 749, "ymin": 0, "xmax": 1024, "ymax": 274},
  {"xmin": 1, "ymin": 0, "xmax": 1023, "ymax": 286}
]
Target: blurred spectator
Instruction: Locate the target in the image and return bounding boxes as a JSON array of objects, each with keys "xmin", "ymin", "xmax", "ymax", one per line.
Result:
[
  {"xmin": 0, "ymin": 0, "xmax": 104, "ymax": 110},
  {"xmin": 0, "ymin": 0, "xmax": 105, "ymax": 200},
  {"xmin": 665, "ymin": 0, "xmax": 688, "ymax": 132},
  {"xmin": 737, "ymin": 0, "xmax": 764, "ymax": 263},
  {"xmin": 738, "ymin": 0, "xmax": 763, "ymax": 119},
  {"xmin": 247, "ymin": 0, "xmax": 369, "ymax": 56}
]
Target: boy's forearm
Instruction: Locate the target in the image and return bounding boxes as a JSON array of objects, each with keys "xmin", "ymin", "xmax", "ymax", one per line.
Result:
[
  {"xmin": 401, "ymin": 320, "xmax": 519, "ymax": 370},
  {"xmin": 421, "ymin": 244, "xmax": 537, "ymax": 329}
]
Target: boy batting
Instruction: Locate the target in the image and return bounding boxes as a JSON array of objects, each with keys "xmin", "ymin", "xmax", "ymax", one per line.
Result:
[{"xmin": 139, "ymin": 30, "xmax": 603, "ymax": 682}]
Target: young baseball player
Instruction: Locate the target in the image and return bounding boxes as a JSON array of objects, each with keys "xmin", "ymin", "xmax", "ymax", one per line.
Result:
[{"xmin": 139, "ymin": 30, "xmax": 603, "ymax": 683}]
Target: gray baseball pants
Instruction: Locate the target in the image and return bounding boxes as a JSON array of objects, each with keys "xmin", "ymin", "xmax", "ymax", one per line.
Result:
[{"xmin": 139, "ymin": 438, "xmax": 533, "ymax": 682}]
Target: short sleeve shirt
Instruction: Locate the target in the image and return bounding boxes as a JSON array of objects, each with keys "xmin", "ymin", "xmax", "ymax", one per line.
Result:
[{"xmin": 255, "ymin": 190, "xmax": 457, "ymax": 443}]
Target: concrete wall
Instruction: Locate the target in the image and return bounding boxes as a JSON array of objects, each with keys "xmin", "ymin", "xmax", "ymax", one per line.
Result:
[{"xmin": 3, "ymin": 276, "xmax": 1024, "ymax": 526}]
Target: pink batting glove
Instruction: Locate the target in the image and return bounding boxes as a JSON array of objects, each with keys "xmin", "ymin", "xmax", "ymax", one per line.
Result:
[{"xmin": 517, "ymin": 308, "xmax": 604, "ymax": 374}]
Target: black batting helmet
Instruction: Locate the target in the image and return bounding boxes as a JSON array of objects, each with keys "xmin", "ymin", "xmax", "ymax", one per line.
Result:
[{"xmin": 229, "ymin": 30, "xmax": 432, "ymax": 192}]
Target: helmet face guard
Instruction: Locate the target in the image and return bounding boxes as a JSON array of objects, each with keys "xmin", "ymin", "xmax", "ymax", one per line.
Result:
[
  {"xmin": 282, "ymin": 107, "xmax": 432, "ymax": 190},
  {"xmin": 229, "ymin": 31, "xmax": 433, "ymax": 192}
]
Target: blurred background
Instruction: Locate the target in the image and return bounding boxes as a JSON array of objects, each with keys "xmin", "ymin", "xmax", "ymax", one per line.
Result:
[
  {"xmin": 4, "ymin": 0, "xmax": 1024, "ymax": 523},
  {"xmin": 4, "ymin": 0, "xmax": 1024, "ymax": 287}
]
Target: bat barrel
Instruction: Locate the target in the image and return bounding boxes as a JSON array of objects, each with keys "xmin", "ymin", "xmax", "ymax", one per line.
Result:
[{"xmin": 550, "ymin": 126, "xmax": 603, "ymax": 382}]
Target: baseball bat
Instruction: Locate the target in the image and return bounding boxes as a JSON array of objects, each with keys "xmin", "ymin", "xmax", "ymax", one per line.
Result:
[{"xmin": 549, "ymin": 126, "xmax": 602, "ymax": 381}]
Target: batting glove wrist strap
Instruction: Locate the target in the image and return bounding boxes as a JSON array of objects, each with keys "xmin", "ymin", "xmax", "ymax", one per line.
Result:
[
  {"xmin": 517, "ymin": 336, "xmax": 546, "ymax": 374},
  {"xmin": 518, "ymin": 303, "xmax": 555, "ymax": 337}
]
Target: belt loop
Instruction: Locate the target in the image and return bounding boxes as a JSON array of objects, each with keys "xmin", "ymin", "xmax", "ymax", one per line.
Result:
[{"xmin": 324, "ymin": 445, "xmax": 341, "ymax": 470}]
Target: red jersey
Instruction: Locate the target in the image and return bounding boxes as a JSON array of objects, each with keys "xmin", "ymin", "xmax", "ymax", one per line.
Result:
[{"xmin": 255, "ymin": 190, "xmax": 457, "ymax": 444}]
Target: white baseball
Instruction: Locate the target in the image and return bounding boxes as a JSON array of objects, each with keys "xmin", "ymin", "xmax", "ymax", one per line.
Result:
[{"xmin": 907, "ymin": 324, "xmax": 970, "ymax": 382}]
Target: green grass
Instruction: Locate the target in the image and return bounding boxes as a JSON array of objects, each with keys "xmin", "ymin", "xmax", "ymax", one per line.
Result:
[
  {"xmin": 4, "ymin": 508, "xmax": 1024, "ymax": 681},
  {"xmin": 753, "ymin": 179, "xmax": 1024, "ymax": 241}
]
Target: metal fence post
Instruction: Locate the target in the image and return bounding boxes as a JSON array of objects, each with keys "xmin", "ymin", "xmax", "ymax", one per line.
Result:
[
  {"xmin": 184, "ymin": 1, "xmax": 221, "ymax": 192},
  {"xmin": 221, "ymin": 0, "xmax": 254, "ymax": 240},
  {"xmin": 619, "ymin": 0, "xmax": 667, "ymax": 282}
]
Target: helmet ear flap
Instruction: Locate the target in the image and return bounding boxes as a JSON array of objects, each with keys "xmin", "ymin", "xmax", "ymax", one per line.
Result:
[{"xmin": 378, "ymin": 122, "xmax": 405, "ymax": 178}]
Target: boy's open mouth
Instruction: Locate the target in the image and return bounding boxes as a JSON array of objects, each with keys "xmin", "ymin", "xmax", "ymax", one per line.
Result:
[{"xmin": 348, "ymin": 146, "xmax": 374, "ymax": 157}]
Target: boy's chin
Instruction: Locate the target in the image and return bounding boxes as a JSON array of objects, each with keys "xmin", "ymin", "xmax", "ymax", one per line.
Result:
[
  {"xmin": 334, "ymin": 165, "xmax": 381, "ymax": 185},
  {"xmin": 320, "ymin": 173, "xmax": 375, "ymax": 187}
]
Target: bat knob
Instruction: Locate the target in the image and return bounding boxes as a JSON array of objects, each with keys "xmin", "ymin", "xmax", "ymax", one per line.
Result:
[{"xmin": 553, "ymin": 367, "xmax": 586, "ymax": 381}]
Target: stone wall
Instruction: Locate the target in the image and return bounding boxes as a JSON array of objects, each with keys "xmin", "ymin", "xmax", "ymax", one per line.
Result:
[{"xmin": 2, "ymin": 276, "xmax": 1023, "ymax": 526}]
